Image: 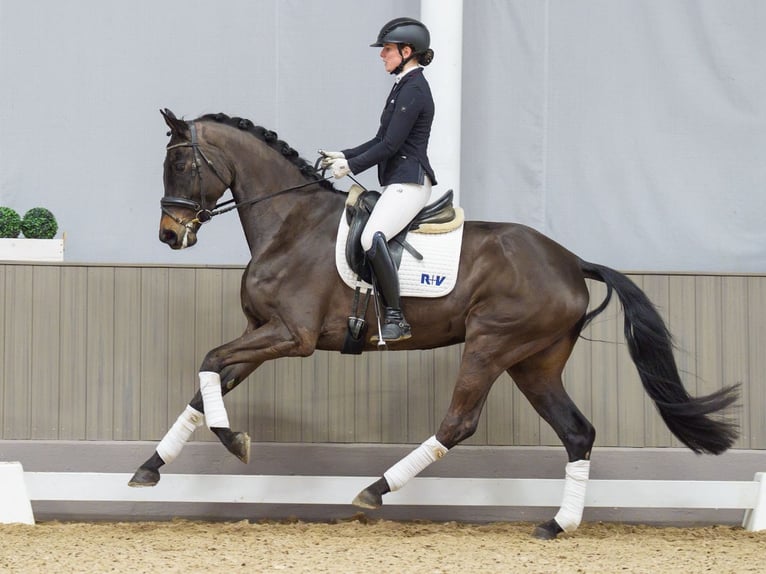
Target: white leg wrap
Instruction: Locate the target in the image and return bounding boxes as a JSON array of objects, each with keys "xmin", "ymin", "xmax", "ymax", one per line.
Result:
[
  {"xmin": 199, "ymin": 371, "xmax": 230, "ymax": 429},
  {"xmin": 383, "ymin": 435, "xmax": 449, "ymax": 492},
  {"xmin": 156, "ymin": 405, "xmax": 204, "ymax": 464},
  {"xmin": 554, "ymin": 459, "xmax": 591, "ymax": 532}
]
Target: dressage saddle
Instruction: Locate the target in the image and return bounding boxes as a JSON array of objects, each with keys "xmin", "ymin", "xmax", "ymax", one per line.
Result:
[{"xmin": 344, "ymin": 187, "xmax": 456, "ymax": 284}]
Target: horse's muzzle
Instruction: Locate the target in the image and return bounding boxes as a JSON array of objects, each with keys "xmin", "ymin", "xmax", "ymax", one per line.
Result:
[{"xmin": 159, "ymin": 217, "xmax": 198, "ymax": 249}]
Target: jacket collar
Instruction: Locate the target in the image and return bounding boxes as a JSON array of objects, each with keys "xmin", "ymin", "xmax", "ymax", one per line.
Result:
[{"xmin": 395, "ymin": 65, "xmax": 422, "ymax": 84}]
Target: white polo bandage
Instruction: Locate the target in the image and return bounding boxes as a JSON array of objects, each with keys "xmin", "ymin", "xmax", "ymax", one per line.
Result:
[
  {"xmin": 384, "ymin": 435, "xmax": 448, "ymax": 492},
  {"xmin": 199, "ymin": 371, "xmax": 230, "ymax": 429},
  {"xmin": 553, "ymin": 459, "xmax": 591, "ymax": 532},
  {"xmin": 156, "ymin": 405, "xmax": 204, "ymax": 464}
]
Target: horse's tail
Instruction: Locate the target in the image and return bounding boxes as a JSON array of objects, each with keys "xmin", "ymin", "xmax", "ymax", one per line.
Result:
[{"xmin": 580, "ymin": 259, "xmax": 740, "ymax": 455}]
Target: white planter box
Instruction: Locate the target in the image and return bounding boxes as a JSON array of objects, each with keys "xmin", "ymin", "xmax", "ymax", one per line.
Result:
[{"xmin": 0, "ymin": 237, "xmax": 65, "ymax": 262}]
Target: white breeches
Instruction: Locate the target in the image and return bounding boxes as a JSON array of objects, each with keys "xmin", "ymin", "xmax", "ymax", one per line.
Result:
[{"xmin": 360, "ymin": 178, "xmax": 432, "ymax": 251}]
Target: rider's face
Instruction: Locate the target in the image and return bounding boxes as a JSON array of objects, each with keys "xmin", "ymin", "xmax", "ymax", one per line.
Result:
[{"xmin": 380, "ymin": 43, "xmax": 412, "ymax": 74}]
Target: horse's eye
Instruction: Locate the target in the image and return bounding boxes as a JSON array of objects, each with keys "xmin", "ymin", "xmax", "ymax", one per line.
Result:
[{"xmin": 174, "ymin": 162, "xmax": 186, "ymax": 173}]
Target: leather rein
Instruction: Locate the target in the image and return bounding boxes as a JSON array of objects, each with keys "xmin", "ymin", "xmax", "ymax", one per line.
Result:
[{"xmin": 161, "ymin": 121, "xmax": 333, "ymax": 229}]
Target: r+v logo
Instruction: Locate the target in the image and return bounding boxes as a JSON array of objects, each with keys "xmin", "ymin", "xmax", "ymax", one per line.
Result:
[{"xmin": 420, "ymin": 273, "xmax": 447, "ymax": 287}]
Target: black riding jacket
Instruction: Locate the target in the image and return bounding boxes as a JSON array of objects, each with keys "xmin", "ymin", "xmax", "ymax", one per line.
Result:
[{"xmin": 342, "ymin": 67, "xmax": 437, "ymax": 186}]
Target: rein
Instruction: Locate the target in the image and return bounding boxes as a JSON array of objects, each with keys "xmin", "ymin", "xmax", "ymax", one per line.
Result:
[{"xmin": 161, "ymin": 121, "xmax": 334, "ymax": 229}]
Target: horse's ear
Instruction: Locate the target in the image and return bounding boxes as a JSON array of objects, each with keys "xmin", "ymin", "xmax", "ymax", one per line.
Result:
[{"xmin": 161, "ymin": 108, "xmax": 188, "ymax": 138}]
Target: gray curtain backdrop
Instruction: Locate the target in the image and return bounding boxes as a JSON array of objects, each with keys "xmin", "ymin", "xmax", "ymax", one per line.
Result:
[{"xmin": 1, "ymin": 0, "xmax": 765, "ymax": 272}]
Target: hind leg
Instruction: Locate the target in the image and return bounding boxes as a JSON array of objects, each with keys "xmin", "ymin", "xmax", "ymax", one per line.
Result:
[
  {"xmin": 353, "ymin": 341, "xmax": 503, "ymax": 508},
  {"xmin": 508, "ymin": 337, "xmax": 596, "ymax": 539},
  {"xmin": 128, "ymin": 362, "xmax": 257, "ymax": 487}
]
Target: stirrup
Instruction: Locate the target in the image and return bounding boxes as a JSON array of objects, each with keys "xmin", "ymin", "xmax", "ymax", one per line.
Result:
[{"xmin": 371, "ymin": 309, "xmax": 412, "ymax": 342}]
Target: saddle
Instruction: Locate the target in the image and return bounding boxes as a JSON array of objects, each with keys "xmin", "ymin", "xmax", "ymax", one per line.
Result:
[{"xmin": 344, "ymin": 186, "xmax": 457, "ymax": 284}]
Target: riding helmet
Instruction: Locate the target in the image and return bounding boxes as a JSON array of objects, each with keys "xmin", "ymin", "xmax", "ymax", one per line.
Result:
[{"xmin": 371, "ymin": 17, "xmax": 430, "ymax": 53}]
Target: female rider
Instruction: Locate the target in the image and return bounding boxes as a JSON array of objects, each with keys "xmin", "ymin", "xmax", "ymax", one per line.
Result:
[{"xmin": 322, "ymin": 17, "xmax": 437, "ymax": 342}]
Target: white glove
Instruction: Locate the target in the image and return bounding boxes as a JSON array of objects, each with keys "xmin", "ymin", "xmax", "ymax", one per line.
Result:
[
  {"xmin": 330, "ymin": 158, "xmax": 351, "ymax": 179},
  {"xmin": 319, "ymin": 150, "xmax": 344, "ymax": 168}
]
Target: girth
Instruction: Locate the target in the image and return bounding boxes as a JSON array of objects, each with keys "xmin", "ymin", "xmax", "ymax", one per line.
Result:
[{"xmin": 344, "ymin": 188, "xmax": 456, "ymax": 284}]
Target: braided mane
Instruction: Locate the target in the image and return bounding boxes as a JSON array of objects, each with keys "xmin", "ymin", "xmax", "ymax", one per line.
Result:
[{"xmin": 198, "ymin": 112, "xmax": 335, "ymax": 190}]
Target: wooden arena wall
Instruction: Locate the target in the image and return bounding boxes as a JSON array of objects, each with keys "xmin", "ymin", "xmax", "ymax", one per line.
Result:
[{"xmin": 1, "ymin": 263, "xmax": 764, "ymax": 450}]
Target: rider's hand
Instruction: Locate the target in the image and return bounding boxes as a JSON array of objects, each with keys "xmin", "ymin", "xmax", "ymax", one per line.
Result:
[
  {"xmin": 330, "ymin": 158, "xmax": 351, "ymax": 179},
  {"xmin": 319, "ymin": 150, "xmax": 344, "ymax": 168}
]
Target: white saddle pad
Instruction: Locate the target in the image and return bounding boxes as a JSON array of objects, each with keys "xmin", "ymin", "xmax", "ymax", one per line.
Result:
[{"xmin": 335, "ymin": 213, "xmax": 464, "ymax": 298}]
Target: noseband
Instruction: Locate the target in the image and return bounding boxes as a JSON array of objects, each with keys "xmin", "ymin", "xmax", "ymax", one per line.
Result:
[{"xmin": 161, "ymin": 121, "xmax": 333, "ymax": 230}]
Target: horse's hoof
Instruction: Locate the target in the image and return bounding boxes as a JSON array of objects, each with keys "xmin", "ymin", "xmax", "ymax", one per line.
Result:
[
  {"xmin": 532, "ymin": 519, "xmax": 564, "ymax": 540},
  {"xmin": 226, "ymin": 431, "xmax": 251, "ymax": 464},
  {"xmin": 128, "ymin": 467, "xmax": 160, "ymax": 487},
  {"xmin": 352, "ymin": 487, "xmax": 382, "ymax": 509}
]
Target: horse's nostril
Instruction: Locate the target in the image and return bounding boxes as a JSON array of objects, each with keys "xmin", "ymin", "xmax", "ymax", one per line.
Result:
[{"xmin": 159, "ymin": 228, "xmax": 177, "ymax": 245}]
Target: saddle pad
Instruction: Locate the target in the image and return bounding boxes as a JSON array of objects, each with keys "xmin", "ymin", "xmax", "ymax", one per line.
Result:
[{"xmin": 335, "ymin": 212, "xmax": 464, "ymax": 298}]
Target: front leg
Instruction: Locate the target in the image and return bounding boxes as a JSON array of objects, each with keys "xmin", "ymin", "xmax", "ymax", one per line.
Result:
[
  {"xmin": 198, "ymin": 370, "xmax": 252, "ymax": 463},
  {"xmin": 197, "ymin": 325, "xmax": 318, "ymax": 460},
  {"xmin": 128, "ymin": 363, "xmax": 255, "ymax": 487},
  {"xmin": 129, "ymin": 321, "xmax": 316, "ymax": 487}
]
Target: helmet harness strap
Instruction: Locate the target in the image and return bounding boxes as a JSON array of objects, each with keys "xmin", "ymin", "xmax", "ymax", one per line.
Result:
[{"xmin": 392, "ymin": 44, "xmax": 415, "ymax": 75}]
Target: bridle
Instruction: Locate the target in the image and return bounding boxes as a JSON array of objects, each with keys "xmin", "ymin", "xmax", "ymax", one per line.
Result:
[
  {"xmin": 161, "ymin": 122, "xmax": 230, "ymax": 229},
  {"xmin": 161, "ymin": 121, "xmax": 333, "ymax": 230}
]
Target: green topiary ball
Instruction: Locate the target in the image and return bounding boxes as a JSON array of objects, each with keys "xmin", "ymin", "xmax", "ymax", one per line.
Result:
[
  {"xmin": 0, "ymin": 206, "xmax": 22, "ymax": 238},
  {"xmin": 21, "ymin": 207, "xmax": 58, "ymax": 239}
]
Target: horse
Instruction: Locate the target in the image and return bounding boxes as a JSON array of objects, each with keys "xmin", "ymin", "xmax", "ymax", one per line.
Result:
[{"xmin": 129, "ymin": 109, "xmax": 740, "ymax": 539}]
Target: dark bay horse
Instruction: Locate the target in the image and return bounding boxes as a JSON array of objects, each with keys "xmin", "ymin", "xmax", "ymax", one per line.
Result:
[{"xmin": 129, "ymin": 109, "xmax": 739, "ymax": 539}]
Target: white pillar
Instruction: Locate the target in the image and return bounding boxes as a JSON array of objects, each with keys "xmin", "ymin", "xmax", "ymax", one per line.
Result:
[
  {"xmin": 0, "ymin": 462, "xmax": 35, "ymax": 524},
  {"xmin": 421, "ymin": 0, "xmax": 463, "ymax": 205},
  {"xmin": 743, "ymin": 472, "xmax": 766, "ymax": 532}
]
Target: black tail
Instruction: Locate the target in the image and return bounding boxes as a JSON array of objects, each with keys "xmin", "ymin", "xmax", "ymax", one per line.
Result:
[{"xmin": 580, "ymin": 260, "xmax": 740, "ymax": 454}]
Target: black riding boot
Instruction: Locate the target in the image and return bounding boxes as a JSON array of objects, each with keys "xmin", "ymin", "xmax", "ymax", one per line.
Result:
[{"xmin": 366, "ymin": 231, "xmax": 411, "ymax": 342}]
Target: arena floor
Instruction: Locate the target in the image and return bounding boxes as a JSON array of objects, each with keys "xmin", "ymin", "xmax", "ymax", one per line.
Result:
[{"xmin": 1, "ymin": 518, "xmax": 763, "ymax": 573}]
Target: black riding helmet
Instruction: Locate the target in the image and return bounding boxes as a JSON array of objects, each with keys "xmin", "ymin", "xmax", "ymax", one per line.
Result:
[
  {"xmin": 371, "ymin": 17, "xmax": 431, "ymax": 52},
  {"xmin": 371, "ymin": 17, "xmax": 432, "ymax": 75}
]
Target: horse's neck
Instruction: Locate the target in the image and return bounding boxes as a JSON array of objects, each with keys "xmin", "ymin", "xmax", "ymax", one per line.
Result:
[{"xmin": 230, "ymin": 157, "xmax": 342, "ymax": 257}]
